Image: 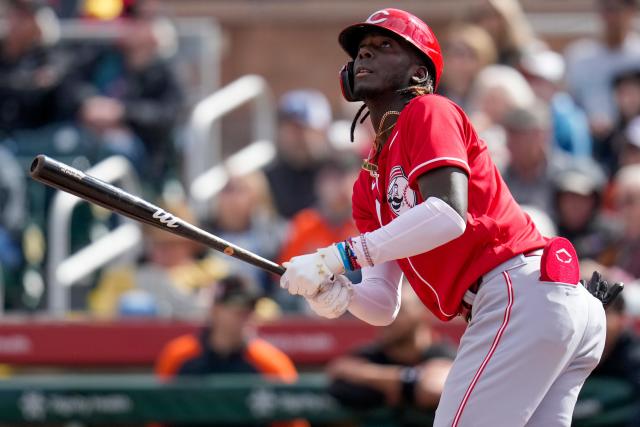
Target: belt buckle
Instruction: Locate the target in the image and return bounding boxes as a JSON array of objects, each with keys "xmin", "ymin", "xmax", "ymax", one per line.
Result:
[
  {"xmin": 459, "ymin": 301, "xmax": 472, "ymax": 323},
  {"xmin": 459, "ymin": 277, "xmax": 482, "ymax": 323}
]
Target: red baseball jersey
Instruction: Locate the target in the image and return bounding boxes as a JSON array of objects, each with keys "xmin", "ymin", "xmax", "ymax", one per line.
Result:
[{"xmin": 352, "ymin": 95, "xmax": 547, "ymax": 321}]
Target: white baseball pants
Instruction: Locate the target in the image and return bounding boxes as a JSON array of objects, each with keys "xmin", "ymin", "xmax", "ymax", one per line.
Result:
[{"xmin": 434, "ymin": 254, "xmax": 606, "ymax": 427}]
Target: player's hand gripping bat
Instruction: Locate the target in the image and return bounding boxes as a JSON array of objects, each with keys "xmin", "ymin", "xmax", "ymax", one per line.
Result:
[{"xmin": 30, "ymin": 155, "xmax": 286, "ymax": 276}]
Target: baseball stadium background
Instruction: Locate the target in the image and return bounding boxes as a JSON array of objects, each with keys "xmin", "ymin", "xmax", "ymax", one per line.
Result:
[{"xmin": 0, "ymin": 0, "xmax": 639, "ymax": 425}]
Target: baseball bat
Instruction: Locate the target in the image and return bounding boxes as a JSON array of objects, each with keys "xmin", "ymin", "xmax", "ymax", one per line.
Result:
[{"xmin": 30, "ymin": 154, "xmax": 286, "ymax": 276}]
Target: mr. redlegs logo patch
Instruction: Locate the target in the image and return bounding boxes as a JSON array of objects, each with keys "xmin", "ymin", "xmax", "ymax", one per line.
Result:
[{"xmin": 386, "ymin": 166, "xmax": 416, "ymax": 217}]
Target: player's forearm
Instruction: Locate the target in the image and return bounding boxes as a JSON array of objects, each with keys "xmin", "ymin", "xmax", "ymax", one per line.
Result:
[
  {"xmin": 280, "ymin": 198, "xmax": 463, "ymax": 299},
  {"xmin": 348, "ymin": 262, "xmax": 403, "ymax": 326},
  {"xmin": 339, "ymin": 363, "xmax": 403, "ymax": 405},
  {"xmin": 346, "ymin": 197, "xmax": 466, "ymax": 269}
]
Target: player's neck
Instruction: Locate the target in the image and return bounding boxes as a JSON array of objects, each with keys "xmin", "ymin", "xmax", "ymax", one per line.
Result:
[
  {"xmin": 365, "ymin": 94, "xmax": 407, "ymax": 134},
  {"xmin": 209, "ymin": 325, "xmax": 245, "ymax": 355}
]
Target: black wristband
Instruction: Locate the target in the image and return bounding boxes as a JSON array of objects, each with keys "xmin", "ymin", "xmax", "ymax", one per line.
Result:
[{"xmin": 399, "ymin": 366, "xmax": 419, "ymax": 405}]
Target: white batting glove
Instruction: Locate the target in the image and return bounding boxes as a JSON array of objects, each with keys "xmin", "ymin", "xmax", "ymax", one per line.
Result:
[
  {"xmin": 280, "ymin": 245, "xmax": 345, "ymax": 296},
  {"xmin": 306, "ymin": 275, "xmax": 353, "ymax": 319}
]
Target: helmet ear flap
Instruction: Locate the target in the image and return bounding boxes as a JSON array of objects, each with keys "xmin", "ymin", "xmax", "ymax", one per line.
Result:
[{"xmin": 340, "ymin": 61, "xmax": 361, "ymax": 102}]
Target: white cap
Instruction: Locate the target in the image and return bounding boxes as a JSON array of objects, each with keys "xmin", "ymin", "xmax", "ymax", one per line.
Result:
[
  {"xmin": 278, "ymin": 90, "xmax": 332, "ymax": 131},
  {"xmin": 625, "ymin": 116, "xmax": 640, "ymax": 149},
  {"xmin": 520, "ymin": 49, "xmax": 565, "ymax": 83}
]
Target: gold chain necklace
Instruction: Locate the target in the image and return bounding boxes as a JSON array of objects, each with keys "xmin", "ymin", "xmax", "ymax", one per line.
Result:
[
  {"xmin": 375, "ymin": 110, "xmax": 401, "ymax": 141},
  {"xmin": 362, "ymin": 110, "xmax": 401, "ymax": 178}
]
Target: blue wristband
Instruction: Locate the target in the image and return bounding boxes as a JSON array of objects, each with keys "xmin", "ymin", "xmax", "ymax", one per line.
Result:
[{"xmin": 336, "ymin": 242, "xmax": 352, "ymax": 272}]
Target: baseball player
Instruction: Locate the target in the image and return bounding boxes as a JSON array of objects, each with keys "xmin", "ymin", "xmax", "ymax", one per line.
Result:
[{"xmin": 280, "ymin": 8, "xmax": 620, "ymax": 427}]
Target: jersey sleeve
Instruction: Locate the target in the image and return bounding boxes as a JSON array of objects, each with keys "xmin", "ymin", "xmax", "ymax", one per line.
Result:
[
  {"xmin": 352, "ymin": 171, "xmax": 380, "ymax": 234},
  {"xmin": 402, "ymin": 96, "xmax": 471, "ymax": 189},
  {"xmin": 154, "ymin": 334, "xmax": 202, "ymax": 381},
  {"xmin": 244, "ymin": 338, "xmax": 298, "ymax": 383}
]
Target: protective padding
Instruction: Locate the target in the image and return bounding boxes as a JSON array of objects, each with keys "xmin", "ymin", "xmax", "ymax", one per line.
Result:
[{"xmin": 539, "ymin": 237, "xmax": 580, "ymax": 285}]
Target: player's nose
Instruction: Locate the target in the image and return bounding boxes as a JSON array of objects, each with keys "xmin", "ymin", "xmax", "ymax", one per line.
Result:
[{"xmin": 357, "ymin": 45, "xmax": 373, "ymax": 60}]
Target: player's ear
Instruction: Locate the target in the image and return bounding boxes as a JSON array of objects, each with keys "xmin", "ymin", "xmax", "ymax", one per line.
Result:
[{"xmin": 411, "ymin": 66, "xmax": 429, "ymax": 85}]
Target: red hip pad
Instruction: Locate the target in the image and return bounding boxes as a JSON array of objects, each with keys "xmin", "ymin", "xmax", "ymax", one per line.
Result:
[{"xmin": 539, "ymin": 237, "xmax": 580, "ymax": 284}]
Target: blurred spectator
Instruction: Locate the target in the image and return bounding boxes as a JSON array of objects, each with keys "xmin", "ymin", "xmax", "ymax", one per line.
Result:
[
  {"xmin": 501, "ymin": 101, "xmax": 563, "ymax": 214},
  {"xmin": 520, "ymin": 48, "xmax": 593, "ymax": 157},
  {"xmin": 276, "ymin": 153, "xmax": 360, "ymax": 312},
  {"xmin": 278, "ymin": 153, "xmax": 359, "ymax": 264},
  {"xmin": 327, "ymin": 286, "xmax": 455, "ymax": 412},
  {"xmin": 265, "ymin": 90, "xmax": 332, "ymax": 219},
  {"xmin": 597, "ymin": 68, "xmax": 640, "ymax": 176},
  {"xmin": 564, "ymin": 0, "xmax": 640, "ymax": 139},
  {"xmin": 605, "ymin": 165, "xmax": 640, "ymax": 280},
  {"xmin": 551, "ymin": 158, "xmax": 620, "ymax": 259},
  {"xmin": 588, "ymin": 293, "xmax": 640, "ymax": 426},
  {"xmin": 0, "ymin": 0, "xmax": 76, "ymax": 131},
  {"xmin": 589, "ymin": 164, "xmax": 640, "ymax": 283},
  {"xmin": 469, "ymin": 65, "xmax": 536, "ymax": 132},
  {"xmin": 90, "ymin": 200, "xmax": 227, "ymax": 318},
  {"xmin": 155, "ymin": 274, "xmax": 306, "ymax": 427},
  {"xmin": 78, "ymin": 13, "xmax": 183, "ymax": 185},
  {"xmin": 437, "ymin": 23, "xmax": 497, "ymax": 111},
  {"xmin": 467, "ymin": 64, "xmax": 536, "ymax": 170},
  {"xmin": 206, "ymin": 172, "xmax": 283, "ymax": 294},
  {"xmin": 0, "ymin": 145, "xmax": 25, "ymax": 234},
  {"xmin": 466, "ymin": 0, "xmax": 538, "ymax": 67},
  {"xmin": 155, "ymin": 274, "xmax": 290, "ymax": 377},
  {"xmin": 521, "ymin": 205, "xmax": 557, "ymax": 237},
  {"xmin": 619, "ymin": 117, "xmax": 640, "ymax": 169},
  {"xmin": 0, "ymin": 145, "xmax": 25, "ymax": 307}
]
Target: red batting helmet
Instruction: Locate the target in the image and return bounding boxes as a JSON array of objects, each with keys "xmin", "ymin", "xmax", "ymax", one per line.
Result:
[{"xmin": 338, "ymin": 9, "xmax": 443, "ymax": 101}]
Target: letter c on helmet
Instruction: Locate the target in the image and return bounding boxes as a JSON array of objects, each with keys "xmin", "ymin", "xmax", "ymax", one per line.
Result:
[{"xmin": 366, "ymin": 10, "xmax": 389, "ymax": 24}]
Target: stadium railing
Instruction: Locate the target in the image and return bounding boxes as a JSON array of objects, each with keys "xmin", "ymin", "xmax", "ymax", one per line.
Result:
[
  {"xmin": 186, "ymin": 74, "xmax": 276, "ymax": 215},
  {"xmin": 46, "ymin": 155, "xmax": 143, "ymax": 317}
]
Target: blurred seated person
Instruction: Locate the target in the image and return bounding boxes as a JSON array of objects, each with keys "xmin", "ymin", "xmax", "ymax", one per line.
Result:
[
  {"xmin": 0, "ymin": 0, "xmax": 76, "ymax": 131},
  {"xmin": 265, "ymin": 90, "xmax": 333, "ymax": 219},
  {"xmin": 502, "ymin": 101, "xmax": 565, "ymax": 215},
  {"xmin": 466, "ymin": 0, "xmax": 538, "ymax": 67},
  {"xmin": 467, "ymin": 65, "xmax": 536, "ymax": 170},
  {"xmin": 206, "ymin": 172, "xmax": 283, "ymax": 295},
  {"xmin": 587, "ymin": 164, "xmax": 640, "ymax": 283},
  {"xmin": 596, "ymin": 67, "xmax": 640, "ymax": 176},
  {"xmin": 155, "ymin": 274, "xmax": 306, "ymax": 427},
  {"xmin": 155, "ymin": 274, "xmax": 295, "ymax": 378},
  {"xmin": 90, "ymin": 200, "xmax": 228, "ymax": 318},
  {"xmin": 588, "ymin": 292, "xmax": 640, "ymax": 427},
  {"xmin": 437, "ymin": 23, "xmax": 497, "ymax": 112},
  {"xmin": 0, "ymin": 146, "xmax": 25, "ymax": 308},
  {"xmin": 78, "ymin": 11, "xmax": 182, "ymax": 184},
  {"xmin": 551, "ymin": 158, "xmax": 620, "ymax": 260},
  {"xmin": 327, "ymin": 285, "xmax": 455, "ymax": 412},
  {"xmin": 520, "ymin": 48, "xmax": 593, "ymax": 158},
  {"xmin": 564, "ymin": 0, "xmax": 640, "ymax": 140},
  {"xmin": 278, "ymin": 153, "xmax": 360, "ymax": 271},
  {"xmin": 276, "ymin": 153, "xmax": 360, "ymax": 312},
  {"xmin": 619, "ymin": 117, "xmax": 640, "ymax": 169},
  {"xmin": 521, "ymin": 205, "xmax": 557, "ymax": 238},
  {"xmin": 607, "ymin": 164, "xmax": 640, "ymax": 280}
]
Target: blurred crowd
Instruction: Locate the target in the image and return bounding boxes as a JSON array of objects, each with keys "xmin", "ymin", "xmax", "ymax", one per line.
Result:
[
  {"xmin": 3, "ymin": 0, "xmax": 638, "ymax": 317},
  {"xmin": 0, "ymin": 0, "xmax": 640, "ymax": 424}
]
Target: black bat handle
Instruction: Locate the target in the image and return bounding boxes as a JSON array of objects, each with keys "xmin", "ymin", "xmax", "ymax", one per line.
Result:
[{"xmin": 30, "ymin": 155, "xmax": 287, "ymax": 276}]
